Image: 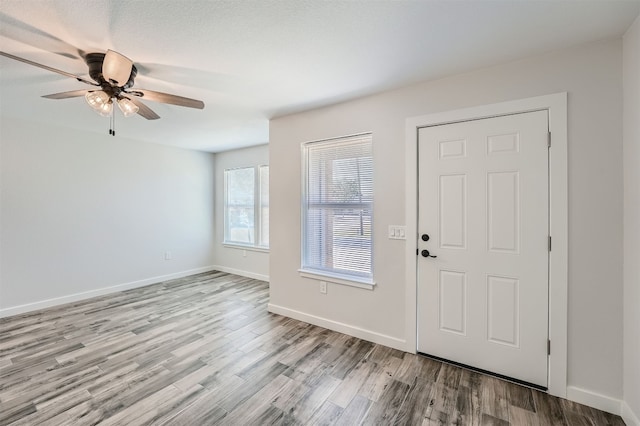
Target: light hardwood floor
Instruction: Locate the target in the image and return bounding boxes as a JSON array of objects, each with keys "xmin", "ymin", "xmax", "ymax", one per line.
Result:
[{"xmin": 0, "ymin": 271, "xmax": 626, "ymax": 425}]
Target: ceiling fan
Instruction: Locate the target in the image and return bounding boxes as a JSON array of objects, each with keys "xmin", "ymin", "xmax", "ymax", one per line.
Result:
[{"xmin": 0, "ymin": 49, "xmax": 205, "ymax": 132}]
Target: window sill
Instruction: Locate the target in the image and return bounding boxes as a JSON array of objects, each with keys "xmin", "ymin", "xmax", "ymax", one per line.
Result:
[
  {"xmin": 223, "ymin": 243, "xmax": 269, "ymax": 253},
  {"xmin": 298, "ymin": 269, "xmax": 375, "ymax": 290}
]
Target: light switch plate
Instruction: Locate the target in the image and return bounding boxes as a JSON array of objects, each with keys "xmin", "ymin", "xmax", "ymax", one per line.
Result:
[{"xmin": 388, "ymin": 225, "xmax": 406, "ymax": 240}]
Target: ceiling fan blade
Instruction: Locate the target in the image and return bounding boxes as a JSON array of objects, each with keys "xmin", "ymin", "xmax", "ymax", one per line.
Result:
[
  {"xmin": 128, "ymin": 89, "xmax": 205, "ymax": 109},
  {"xmin": 102, "ymin": 50, "xmax": 133, "ymax": 87},
  {"xmin": 42, "ymin": 89, "xmax": 89, "ymax": 99},
  {"xmin": 127, "ymin": 97, "xmax": 160, "ymax": 120},
  {"xmin": 0, "ymin": 51, "xmax": 98, "ymax": 86},
  {"xmin": 0, "ymin": 12, "xmax": 85, "ymax": 60}
]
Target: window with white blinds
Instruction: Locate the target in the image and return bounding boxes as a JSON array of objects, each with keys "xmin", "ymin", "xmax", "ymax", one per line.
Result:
[
  {"xmin": 302, "ymin": 134, "xmax": 373, "ymax": 284},
  {"xmin": 224, "ymin": 165, "xmax": 269, "ymax": 248}
]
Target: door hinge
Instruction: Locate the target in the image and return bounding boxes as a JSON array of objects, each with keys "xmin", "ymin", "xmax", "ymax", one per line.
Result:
[
  {"xmin": 547, "ymin": 131, "xmax": 551, "ymax": 148},
  {"xmin": 548, "ymin": 236, "xmax": 552, "ymax": 251},
  {"xmin": 548, "ymin": 339, "xmax": 551, "ymax": 355}
]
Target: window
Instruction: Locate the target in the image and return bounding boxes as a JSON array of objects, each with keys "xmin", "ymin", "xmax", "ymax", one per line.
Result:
[
  {"xmin": 301, "ymin": 134, "xmax": 373, "ymax": 284},
  {"xmin": 224, "ymin": 165, "xmax": 269, "ymax": 248}
]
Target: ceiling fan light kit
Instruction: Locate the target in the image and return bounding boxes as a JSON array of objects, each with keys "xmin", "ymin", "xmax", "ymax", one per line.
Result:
[
  {"xmin": 85, "ymin": 90, "xmax": 113, "ymax": 117},
  {"xmin": 117, "ymin": 97, "xmax": 139, "ymax": 117},
  {"xmin": 0, "ymin": 48, "xmax": 205, "ymax": 135}
]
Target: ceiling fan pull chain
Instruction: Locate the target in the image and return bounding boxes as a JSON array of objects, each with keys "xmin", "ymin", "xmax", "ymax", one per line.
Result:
[{"xmin": 109, "ymin": 104, "xmax": 115, "ymax": 136}]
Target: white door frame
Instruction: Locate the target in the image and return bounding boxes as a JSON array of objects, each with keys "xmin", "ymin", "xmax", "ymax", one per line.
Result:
[{"xmin": 404, "ymin": 92, "xmax": 568, "ymax": 398}]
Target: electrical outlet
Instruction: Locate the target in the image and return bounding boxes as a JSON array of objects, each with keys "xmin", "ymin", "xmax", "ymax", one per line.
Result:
[
  {"xmin": 164, "ymin": 251, "xmax": 172, "ymax": 260},
  {"xmin": 319, "ymin": 281, "xmax": 327, "ymax": 294}
]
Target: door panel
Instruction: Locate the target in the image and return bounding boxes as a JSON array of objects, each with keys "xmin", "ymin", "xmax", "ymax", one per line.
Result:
[
  {"xmin": 439, "ymin": 174, "xmax": 467, "ymax": 249},
  {"xmin": 487, "ymin": 171, "xmax": 519, "ymax": 253},
  {"xmin": 486, "ymin": 274, "xmax": 519, "ymax": 346},
  {"xmin": 438, "ymin": 270, "xmax": 467, "ymax": 335},
  {"xmin": 417, "ymin": 110, "xmax": 549, "ymax": 387}
]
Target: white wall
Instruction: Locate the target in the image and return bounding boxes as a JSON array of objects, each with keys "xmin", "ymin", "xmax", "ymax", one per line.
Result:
[
  {"xmin": 270, "ymin": 39, "xmax": 624, "ymax": 404},
  {"xmin": 213, "ymin": 144, "xmax": 269, "ymax": 281},
  {"xmin": 0, "ymin": 117, "xmax": 216, "ymax": 316},
  {"xmin": 623, "ymin": 15, "xmax": 640, "ymax": 426}
]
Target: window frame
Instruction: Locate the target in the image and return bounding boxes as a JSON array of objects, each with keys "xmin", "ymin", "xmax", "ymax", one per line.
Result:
[
  {"xmin": 223, "ymin": 165, "xmax": 269, "ymax": 250},
  {"xmin": 299, "ymin": 133, "xmax": 375, "ymax": 288},
  {"xmin": 258, "ymin": 164, "xmax": 269, "ymax": 248}
]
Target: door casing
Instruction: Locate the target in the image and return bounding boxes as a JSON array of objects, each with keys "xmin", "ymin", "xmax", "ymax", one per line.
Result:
[{"xmin": 404, "ymin": 93, "xmax": 568, "ymax": 398}]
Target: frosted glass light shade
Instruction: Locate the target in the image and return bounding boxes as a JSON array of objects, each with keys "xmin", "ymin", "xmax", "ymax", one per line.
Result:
[
  {"xmin": 103, "ymin": 50, "xmax": 133, "ymax": 86},
  {"xmin": 85, "ymin": 91, "xmax": 113, "ymax": 116},
  {"xmin": 117, "ymin": 97, "xmax": 139, "ymax": 117}
]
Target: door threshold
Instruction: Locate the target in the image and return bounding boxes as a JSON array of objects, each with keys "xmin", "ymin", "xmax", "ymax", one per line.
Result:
[{"xmin": 418, "ymin": 352, "xmax": 548, "ymax": 392}]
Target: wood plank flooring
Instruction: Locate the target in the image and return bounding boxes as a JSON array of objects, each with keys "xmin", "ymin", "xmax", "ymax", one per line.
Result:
[{"xmin": 0, "ymin": 271, "xmax": 626, "ymax": 425}]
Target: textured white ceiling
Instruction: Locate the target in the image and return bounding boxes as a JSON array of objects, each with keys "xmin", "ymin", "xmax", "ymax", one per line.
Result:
[{"xmin": 1, "ymin": 0, "xmax": 639, "ymax": 152}]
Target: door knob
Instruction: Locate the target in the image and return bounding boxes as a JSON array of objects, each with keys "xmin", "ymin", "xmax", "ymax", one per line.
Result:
[
  {"xmin": 421, "ymin": 249, "xmax": 437, "ymax": 258},
  {"xmin": 421, "ymin": 234, "xmax": 430, "ymax": 241}
]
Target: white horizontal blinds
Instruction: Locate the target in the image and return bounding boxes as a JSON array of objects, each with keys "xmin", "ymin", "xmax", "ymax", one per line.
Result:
[
  {"xmin": 259, "ymin": 166, "xmax": 270, "ymax": 247},
  {"xmin": 225, "ymin": 167, "xmax": 255, "ymax": 244},
  {"xmin": 303, "ymin": 135, "xmax": 373, "ymax": 279}
]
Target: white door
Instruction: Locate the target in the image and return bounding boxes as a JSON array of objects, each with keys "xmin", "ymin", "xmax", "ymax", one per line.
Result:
[{"xmin": 417, "ymin": 110, "xmax": 549, "ymax": 387}]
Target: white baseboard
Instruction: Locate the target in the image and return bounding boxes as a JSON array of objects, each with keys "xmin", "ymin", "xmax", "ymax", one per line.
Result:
[
  {"xmin": 622, "ymin": 401, "xmax": 640, "ymax": 426},
  {"xmin": 0, "ymin": 265, "xmax": 219, "ymax": 319},
  {"xmin": 566, "ymin": 386, "xmax": 622, "ymax": 416},
  {"xmin": 213, "ymin": 265, "xmax": 269, "ymax": 282},
  {"xmin": 267, "ymin": 303, "xmax": 407, "ymax": 352}
]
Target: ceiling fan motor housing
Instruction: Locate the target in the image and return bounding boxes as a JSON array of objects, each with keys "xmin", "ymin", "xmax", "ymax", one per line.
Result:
[{"xmin": 85, "ymin": 53, "xmax": 137, "ymax": 91}]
